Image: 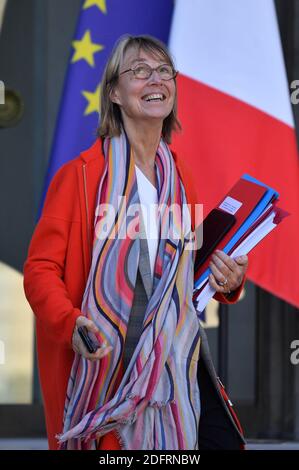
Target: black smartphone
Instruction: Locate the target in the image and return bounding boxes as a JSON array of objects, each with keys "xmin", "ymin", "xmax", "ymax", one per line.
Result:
[
  {"xmin": 194, "ymin": 208, "xmax": 236, "ymax": 270},
  {"xmin": 77, "ymin": 326, "xmax": 100, "ymax": 354}
]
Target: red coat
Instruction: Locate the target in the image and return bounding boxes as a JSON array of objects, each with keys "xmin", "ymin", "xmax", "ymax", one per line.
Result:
[{"xmin": 23, "ymin": 139, "xmax": 243, "ymax": 449}]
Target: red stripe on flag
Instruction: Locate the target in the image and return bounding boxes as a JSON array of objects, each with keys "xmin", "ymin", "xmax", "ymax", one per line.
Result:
[{"xmin": 172, "ymin": 74, "xmax": 299, "ymax": 308}]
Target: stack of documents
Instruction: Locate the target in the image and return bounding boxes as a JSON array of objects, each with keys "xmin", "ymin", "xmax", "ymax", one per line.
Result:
[{"xmin": 193, "ymin": 174, "xmax": 289, "ymax": 313}]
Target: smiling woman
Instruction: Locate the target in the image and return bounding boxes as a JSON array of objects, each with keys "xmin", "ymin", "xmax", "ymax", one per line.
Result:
[
  {"xmin": 23, "ymin": 34, "xmax": 247, "ymax": 451},
  {"xmin": 111, "ymin": 51, "xmax": 175, "ymax": 123},
  {"xmin": 98, "ymin": 35, "xmax": 181, "ymax": 145},
  {"xmin": 97, "ymin": 35, "xmax": 181, "ymax": 189}
]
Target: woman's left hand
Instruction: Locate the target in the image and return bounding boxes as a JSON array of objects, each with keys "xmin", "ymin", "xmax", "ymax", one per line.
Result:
[{"xmin": 208, "ymin": 250, "xmax": 248, "ymax": 295}]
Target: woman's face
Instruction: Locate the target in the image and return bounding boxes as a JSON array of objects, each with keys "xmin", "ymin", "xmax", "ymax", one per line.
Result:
[{"xmin": 111, "ymin": 47, "xmax": 176, "ymax": 127}]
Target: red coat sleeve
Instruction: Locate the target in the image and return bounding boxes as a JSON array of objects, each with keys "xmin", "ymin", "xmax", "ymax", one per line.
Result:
[{"xmin": 23, "ymin": 163, "xmax": 82, "ymax": 348}]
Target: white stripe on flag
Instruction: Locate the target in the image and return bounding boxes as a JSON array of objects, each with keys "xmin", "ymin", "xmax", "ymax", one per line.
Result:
[{"xmin": 169, "ymin": 0, "xmax": 293, "ymax": 126}]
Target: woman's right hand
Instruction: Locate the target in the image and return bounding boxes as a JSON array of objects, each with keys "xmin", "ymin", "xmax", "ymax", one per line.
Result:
[{"xmin": 72, "ymin": 315, "xmax": 113, "ymax": 361}]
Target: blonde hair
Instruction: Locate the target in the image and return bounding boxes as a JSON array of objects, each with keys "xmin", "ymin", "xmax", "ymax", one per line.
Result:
[{"xmin": 97, "ymin": 35, "xmax": 181, "ymax": 143}]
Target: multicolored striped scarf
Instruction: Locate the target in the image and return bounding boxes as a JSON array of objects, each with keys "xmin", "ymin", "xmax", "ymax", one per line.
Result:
[{"xmin": 58, "ymin": 132, "xmax": 201, "ymax": 450}]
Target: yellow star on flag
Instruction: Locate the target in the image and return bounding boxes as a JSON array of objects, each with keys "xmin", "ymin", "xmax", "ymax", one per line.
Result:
[
  {"xmin": 72, "ymin": 30, "xmax": 104, "ymax": 67},
  {"xmin": 83, "ymin": 0, "xmax": 107, "ymax": 14},
  {"xmin": 82, "ymin": 83, "xmax": 101, "ymax": 116}
]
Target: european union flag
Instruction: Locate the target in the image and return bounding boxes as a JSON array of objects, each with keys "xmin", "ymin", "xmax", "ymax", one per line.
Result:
[{"xmin": 39, "ymin": 0, "xmax": 174, "ymax": 215}]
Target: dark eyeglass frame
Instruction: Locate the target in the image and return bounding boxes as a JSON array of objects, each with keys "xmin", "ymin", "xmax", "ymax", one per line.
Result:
[{"xmin": 118, "ymin": 63, "xmax": 178, "ymax": 81}]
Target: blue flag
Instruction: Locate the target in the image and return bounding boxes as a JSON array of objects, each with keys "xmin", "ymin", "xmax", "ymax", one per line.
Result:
[{"xmin": 39, "ymin": 0, "xmax": 174, "ymax": 215}]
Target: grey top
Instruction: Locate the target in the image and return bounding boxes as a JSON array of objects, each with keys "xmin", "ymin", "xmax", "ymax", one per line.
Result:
[
  {"xmin": 123, "ymin": 218, "xmax": 153, "ymax": 370},
  {"xmin": 123, "ymin": 267, "xmax": 149, "ymax": 370}
]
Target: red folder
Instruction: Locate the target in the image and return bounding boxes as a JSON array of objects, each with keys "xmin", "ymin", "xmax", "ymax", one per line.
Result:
[{"xmin": 194, "ymin": 178, "xmax": 267, "ymax": 284}]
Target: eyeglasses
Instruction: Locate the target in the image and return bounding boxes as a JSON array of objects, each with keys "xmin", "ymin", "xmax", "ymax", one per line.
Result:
[{"xmin": 119, "ymin": 63, "xmax": 177, "ymax": 81}]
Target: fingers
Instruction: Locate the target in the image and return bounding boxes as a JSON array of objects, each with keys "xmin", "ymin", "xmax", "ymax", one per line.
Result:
[
  {"xmin": 76, "ymin": 315, "xmax": 99, "ymax": 334},
  {"xmin": 210, "ymin": 254, "xmax": 230, "ymax": 278},
  {"xmin": 209, "ymin": 272, "xmax": 229, "ymax": 294},
  {"xmin": 84, "ymin": 345, "xmax": 113, "ymax": 362},
  {"xmin": 209, "ymin": 251, "xmax": 230, "ymax": 292},
  {"xmin": 212, "ymin": 250, "xmax": 236, "ymax": 272},
  {"xmin": 208, "ymin": 250, "xmax": 248, "ymax": 293},
  {"xmin": 73, "ymin": 315, "xmax": 113, "ymax": 361},
  {"xmin": 234, "ymin": 254, "xmax": 248, "ymax": 266}
]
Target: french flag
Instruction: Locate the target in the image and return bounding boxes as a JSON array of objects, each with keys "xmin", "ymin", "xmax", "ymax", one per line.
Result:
[{"xmin": 169, "ymin": 0, "xmax": 299, "ymax": 308}]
